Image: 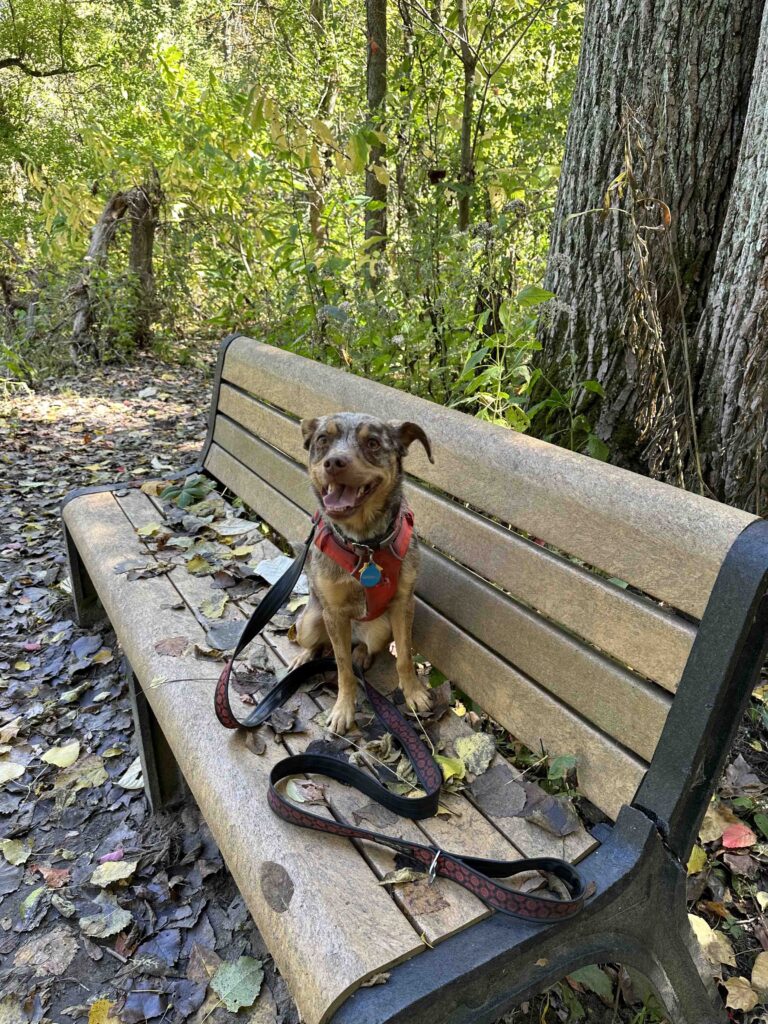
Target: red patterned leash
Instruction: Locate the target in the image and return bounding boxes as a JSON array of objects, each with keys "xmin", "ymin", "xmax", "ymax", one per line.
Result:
[{"xmin": 214, "ymin": 524, "xmax": 586, "ymax": 921}]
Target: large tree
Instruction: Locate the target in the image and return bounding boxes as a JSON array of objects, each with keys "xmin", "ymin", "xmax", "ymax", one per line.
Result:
[{"xmin": 538, "ymin": 0, "xmax": 765, "ymax": 487}]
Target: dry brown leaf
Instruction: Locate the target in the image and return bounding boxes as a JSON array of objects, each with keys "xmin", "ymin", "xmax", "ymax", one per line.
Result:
[
  {"xmin": 724, "ymin": 976, "xmax": 758, "ymax": 1012},
  {"xmin": 688, "ymin": 913, "xmax": 736, "ymax": 969}
]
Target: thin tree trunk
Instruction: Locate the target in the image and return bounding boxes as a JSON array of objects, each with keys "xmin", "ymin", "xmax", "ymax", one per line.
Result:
[
  {"xmin": 365, "ymin": 0, "xmax": 387, "ymax": 267},
  {"xmin": 691, "ymin": 5, "xmax": 768, "ymax": 513},
  {"xmin": 538, "ymin": 0, "xmax": 765, "ymax": 468},
  {"xmin": 308, "ymin": 0, "xmax": 337, "ymax": 246},
  {"xmin": 128, "ymin": 175, "xmax": 162, "ymax": 349},
  {"xmin": 457, "ymin": 0, "xmax": 475, "ymax": 232},
  {"xmin": 70, "ymin": 191, "xmax": 130, "ymax": 363}
]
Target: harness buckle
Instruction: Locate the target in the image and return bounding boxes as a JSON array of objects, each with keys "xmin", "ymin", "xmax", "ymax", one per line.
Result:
[{"xmin": 428, "ymin": 848, "xmax": 442, "ymax": 884}]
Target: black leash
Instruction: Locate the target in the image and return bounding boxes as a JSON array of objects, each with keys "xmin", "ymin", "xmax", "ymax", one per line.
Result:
[{"xmin": 214, "ymin": 523, "xmax": 586, "ymax": 921}]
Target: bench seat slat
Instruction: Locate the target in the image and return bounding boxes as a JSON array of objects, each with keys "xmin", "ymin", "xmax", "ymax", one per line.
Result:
[
  {"xmin": 217, "ymin": 384, "xmax": 697, "ymax": 691},
  {"xmin": 62, "ymin": 490, "xmax": 424, "ymax": 1024},
  {"xmin": 221, "ymin": 336, "xmax": 757, "ymax": 617},
  {"xmin": 208, "ymin": 415, "xmax": 670, "ymax": 762}
]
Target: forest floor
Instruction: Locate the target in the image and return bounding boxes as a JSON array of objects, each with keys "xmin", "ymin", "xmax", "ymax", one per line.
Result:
[{"xmin": 1, "ymin": 358, "xmax": 767, "ymax": 1024}]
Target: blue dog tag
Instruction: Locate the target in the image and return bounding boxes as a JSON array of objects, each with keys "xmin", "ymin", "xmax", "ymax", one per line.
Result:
[{"xmin": 360, "ymin": 561, "xmax": 382, "ymax": 587}]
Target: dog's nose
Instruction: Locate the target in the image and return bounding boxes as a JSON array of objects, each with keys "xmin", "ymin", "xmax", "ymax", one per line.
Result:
[{"xmin": 324, "ymin": 455, "xmax": 349, "ymax": 472}]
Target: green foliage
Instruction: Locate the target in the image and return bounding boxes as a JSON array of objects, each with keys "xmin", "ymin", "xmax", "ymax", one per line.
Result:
[
  {"xmin": 160, "ymin": 473, "xmax": 214, "ymax": 508},
  {"xmin": 0, "ymin": 0, "xmax": 596, "ymax": 447}
]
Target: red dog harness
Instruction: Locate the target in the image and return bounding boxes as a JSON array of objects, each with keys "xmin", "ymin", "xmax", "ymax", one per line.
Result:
[{"xmin": 312, "ymin": 501, "xmax": 414, "ymax": 621}]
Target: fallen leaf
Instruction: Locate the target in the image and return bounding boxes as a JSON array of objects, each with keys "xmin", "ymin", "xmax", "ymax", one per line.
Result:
[
  {"xmin": 568, "ymin": 965, "xmax": 614, "ymax": 1004},
  {"xmin": 91, "ymin": 647, "xmax": 114, "ymax": 665},
  {"xmin": 154, "ymin": 636, "xmax": 192, "ymax": 657},
  {"xmin": 187, "ymin": 943, "xmax": 222, "ymax": 985},
  {"xmin": 687, "ymin": 845, "xmax": 707, "ymax": 875},
  {"xmin": 722, "ymin": 851, "xmax": 759, "ymax": 877},
  {"xmin": 33, "ymin": 863, "xmax": 71, "ymax": 889},
  {"xmin": 724, "ymin": 976, "xmax": 758, "ymax": 1012},
  {"xmin": 90, "ymin": 859, "xmax": 138, "ymax": 887},
  {"xmin": 379, "ymin": 867, "xmax": 425, "ymax": 886},
  {"xmin": 79, "ymin": 892, "xmax": 133, "ymax": 937},
  {"xmin": 434, "ymin": 754, "xmax": 466, "ymax": 782},
  {"xmin": 722, "ymin": 823, "xmax": 756, "ymax": 849},
  {"xmin": 41, "ymin": 740, "xmax": 81, "ymax": 768},
  {"xmin": 211, "ymin": 956, "xmax": 264, "ymax": 1012},
  {"xmin": 699, "ymin": 801, "xmax": 740, "ymax": 843},
  {"xmin": 688, "ymin": 913, "xmax": 736, "ymax": 968},
  {"xmin": 137, "ymin": 521, "xmax": 164, "ymax": 537},
  {"xmin": 51, "ymin": 754, "xmax": 107, "ymax": 807},
  {"xmin": 285, "ymin": 779, "xmax": 326, "ymax": 804},
  {"xmin": 116, "ymin": 756, "xmax": 143, "ymax": 790},
  {"xmin": 88, "ymin": 999, "xmax": 119, "ymax": 1024},
  {"xmin": 0, "ymin": 763, "xmax": 24, "ymax": 787},
  {"xmin": 186, "ymin": 555, "xmax": 213, "ymax": 575},
  {"xmin": 752, "ymin": 951, "xmax": 768, "ymax": 1000},
  {"xmin": 756, "ymin": 891, "xmax": 768, "ymax": 912},
  {"xmin": 0, "ymin": 838, "xmax": 32, "ymax": 865},
  {"xmin": 213, "ymin": 519, "xmax": 258, "ymax": 538},
  {"xmin": 0, "ymin": 861, "xmax": 23, "ymax": 896},
  {"xmin": 454, "ymin": 733, "xmax": 496, "ymax": 775},
  {"xmin": 14, "ymin": 924, "xmax": 78, "ymax": 976},
  {"xmin": 200, "ymin": 592, "xmax": 228, "ymax": 619}
]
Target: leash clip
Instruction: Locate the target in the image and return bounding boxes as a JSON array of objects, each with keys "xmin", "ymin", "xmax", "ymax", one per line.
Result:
[{"xmin": 428, "ymin": 848, "xmax": 442, "ymax": 884}]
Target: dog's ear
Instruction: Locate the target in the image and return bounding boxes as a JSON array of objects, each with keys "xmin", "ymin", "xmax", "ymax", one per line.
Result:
[
  {"xmin": 301, "ymin": 417, "xmax": 320, "ymax": 451},
  {"xmin": 388, "ymin": 421, "xmax": 434, "ymax": 464}
]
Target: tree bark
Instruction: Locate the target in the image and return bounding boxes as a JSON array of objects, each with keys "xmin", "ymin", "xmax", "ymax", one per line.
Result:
[
  {"xmin": 128, "ymin": 175, "xmax": 162, "ymax": 349},
  {"xmin": 690, "ymin": 5, "xmax": 768, "ymax": 513},
  {"xmin": 365, "ymin": 0, "xmax": 387, "ymax": 264},
  {"xmin": 70, "ymin": 191, "xmax": 130, "ymax": 362},
  {"xmin": 456, "ymin": 0, "xmax": 475, "ymax": 232},
  {"xmin": 538, "ymin": 0, "xmax": 765, "ymax": 468},
  {"xmin": 308, "ymin": 0, "xmax": 337, "ymax": 247}
]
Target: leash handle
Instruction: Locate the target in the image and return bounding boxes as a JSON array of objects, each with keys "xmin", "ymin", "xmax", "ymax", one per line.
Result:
[{"xmin": 213, "ymin": 523, "xmax": 586, "ymax": 922}]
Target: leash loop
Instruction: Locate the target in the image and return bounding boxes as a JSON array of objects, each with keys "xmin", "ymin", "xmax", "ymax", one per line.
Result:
[{"xmin": 213, "ymin": 519, "xmax": 587, "ymax": 922}]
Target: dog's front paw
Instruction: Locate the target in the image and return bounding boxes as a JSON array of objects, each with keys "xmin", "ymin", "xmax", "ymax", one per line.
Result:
[
  {"xmin": 402, "ymin": 679, "xmax": 432, "ymax": 716},
  {"xmin": 327, "ymin": 697, "xmax": 357, "ymax": 735}
]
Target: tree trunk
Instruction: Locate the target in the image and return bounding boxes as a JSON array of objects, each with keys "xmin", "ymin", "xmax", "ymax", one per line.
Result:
[
  {"xmin": 690, "ymin": 5, "xmax": 768, "ymax": 513},
  {"xmin": 538, "ymin": 0, "xmax": 765, "ymax": 468},
  {"xmin": 70, "ymin": 191, "xmax": 131, "ymax": 362},
  {"xmin": 308, "ymin": 0, "xmax": 337, "ymax": 247},
  {"xmin": 457, "ymin": 0, "xmax": 475, "ymax": 232},
  {"xmin": 128, "ymin": 175, "xmax": 162, "ymax": 349},
  {"xmin": 365, "ymin": 0, "xmax": 387, "ymax": 266}
]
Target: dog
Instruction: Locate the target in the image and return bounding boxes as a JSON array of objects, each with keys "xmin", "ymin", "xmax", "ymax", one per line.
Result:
[{"xmin": 291, "ymin": 413, "xmax": 434, "ymax": 734}]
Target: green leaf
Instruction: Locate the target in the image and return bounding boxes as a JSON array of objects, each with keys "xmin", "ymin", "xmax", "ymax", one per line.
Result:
[
  {"xmin": 547, "ymin": 754, "xmax": 577, "ymax": 781},
  {"xmin": 754, "ymin": 813, "xmax": 768, "ymax": 840},
  {"xmin": 581, "ymin": 379, "xmax": 606, "ymax": 398},
  {"xmin": 505, "ymin": 405, "xmax": 531, "ymax": 432},
  {"xmin": 434, "ymin": 755, "xmax": 466, "ymax": 782},
  {"xmin": 211, "ymin": 957, "xmax": 264, "ymax": 1012},
  {"xmin": 568, "ymin": 965, "xmax": 614, "ymax": 1002},
  {"xmin": 514, "ymin": 284, "xmax": 555, "ymax": 307},
  {"xmin": 586, "ymin": 434, "xmax": 609, "ymax": 461}
]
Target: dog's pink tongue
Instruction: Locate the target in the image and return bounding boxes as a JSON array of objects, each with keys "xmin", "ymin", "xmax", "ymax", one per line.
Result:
[{"xmin": 323, "ymin": 483, "xmax": 358, "ymax": 510}]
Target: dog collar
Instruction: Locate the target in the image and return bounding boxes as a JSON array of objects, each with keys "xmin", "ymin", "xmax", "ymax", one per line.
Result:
[{"xmin": 312, "ymin": 501, "xmax": 414, "ymax": 621}]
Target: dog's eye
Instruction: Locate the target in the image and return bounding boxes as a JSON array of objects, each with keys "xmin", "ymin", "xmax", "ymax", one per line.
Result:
[
  {"xmin": 315, "ymin": 434, "xmax": 328, "ymax": 446},
  {"xmin": 366, "ymin": 438, "xmax": 381, "ymax": 451}
]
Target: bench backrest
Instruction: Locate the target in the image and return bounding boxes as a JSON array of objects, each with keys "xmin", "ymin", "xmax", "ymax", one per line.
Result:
[{"xmin": 202, "ymin": 335, "xmax": 757, "ymax": 820}]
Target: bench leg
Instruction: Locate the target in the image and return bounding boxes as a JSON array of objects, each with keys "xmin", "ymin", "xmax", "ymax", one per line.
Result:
[
  {"xmin": 63, "ymin": 522, "xmax": 104, "ymax": 627},
  {"xmin": 126, "ymin": 665, "xmax": 183, "ymax": 813}
]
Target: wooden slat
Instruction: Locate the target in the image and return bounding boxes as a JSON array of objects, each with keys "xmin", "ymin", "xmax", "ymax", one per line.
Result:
[
  {"xmin": 221, "ymin": 336, "xmax": 757, "ymax": 617},
  {"xmin": 208, "ymin": 414, "xmax": 670, "ymax": 759},
  {"xmin": 217, "ymin": 384, "xmax": 696, "ymax": 690},
  {"xmin": 412, "ymin": 603, "xmax": 647, "ymax": 820},
  {"xmin": 63, "ymin": 490, "xmax": 423, "ymax": 1024}
]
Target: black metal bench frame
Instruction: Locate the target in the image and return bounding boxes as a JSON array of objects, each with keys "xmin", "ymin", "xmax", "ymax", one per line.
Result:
[{"xmin": 62, "ymin": 332, "xmax": 768, "ymax": 1024}]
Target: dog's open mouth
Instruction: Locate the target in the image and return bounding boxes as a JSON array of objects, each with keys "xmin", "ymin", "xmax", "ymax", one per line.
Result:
[{"xmin": 321, "ymin": 480, "xmax": 378, "ymax": 516}]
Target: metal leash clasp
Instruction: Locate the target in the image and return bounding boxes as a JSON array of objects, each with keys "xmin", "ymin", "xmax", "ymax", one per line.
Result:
[{"xmin": 428, "ymin": 848, "xmax": 442, "ymax": 884}]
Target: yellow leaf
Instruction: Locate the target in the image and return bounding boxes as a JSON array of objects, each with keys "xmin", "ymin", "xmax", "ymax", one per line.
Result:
[
  {"xmin": 13, "ymin": 661, "xmax": 31, "ymax": 672},
  {"xmin": 0, "ymin": 838, "xmax": 32, "ymax": 865},
  {"xmin": 88, "ymin": 999, "xmax": 118, "ymax": 1024},
  {"xmin": 371, "ymin": 164, "xmax": 390, "ymax": 186},
  {"xmin": 752, "ymin": 951, "xmax": 768, "ymax": 999},
  {"xmin": 90, "ymin": 648, "xmax": 114, "ymax": 665},
  {"xmin": 137, "ymin": 521, "xmax": 163, "ymax": 537},
  {"xmin": 686, "ymin": 845, "xmax": 707, "ymax": 875},
  {"xmin": 0, "ymin": 763, "xmax": 25, "ymax": 787},
  {"xmin": 41, "ymin": 741, "xmax": 80, "ymax": 768},
  {"xmin": 724, "ymin": 976, "xmax": 758, "ymax": 1012},
  {"xmin": 90, "ymin": 859, "xmax": 138, "ymax": 887},
  {"xmin": 186, "ymin": 555, "xmax": 213, "ymax": 575},
  {"xmin": 140, "ymin": 480, "xmax": 165, "ymax": 497},
  {"xmin": 310, "ymin": 118, "xmax": 337, "ymax": 148},
  {"xmin": 688, "ymin": 913, "xmax": 736, "ymax": 969},
  {"xmin": 698, "ymin": 801, "xmax": 739, "ymax": 843},
  {"xmin": 756, "ymin": 891, "xmax": 768, "ymax": 912}
]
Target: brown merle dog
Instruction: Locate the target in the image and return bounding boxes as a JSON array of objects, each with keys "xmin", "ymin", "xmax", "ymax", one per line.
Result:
[{"xmin": 292, "ymin": 413, "xmax": 434, "ymax": 734}]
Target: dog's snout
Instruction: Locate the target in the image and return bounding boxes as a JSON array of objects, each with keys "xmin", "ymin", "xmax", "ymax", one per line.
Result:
[{"xmin": 324, "ymin": 455, "xmax": 349, "ymax": 473}]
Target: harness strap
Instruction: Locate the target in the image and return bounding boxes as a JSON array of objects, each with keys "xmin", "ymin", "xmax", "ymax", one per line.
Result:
[{"xmin": 214, "ymin": 522, "xmax": 586, "ymax": 922}]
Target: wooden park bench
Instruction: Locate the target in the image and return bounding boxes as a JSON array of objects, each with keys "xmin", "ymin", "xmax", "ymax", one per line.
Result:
[{"xmin": 61, "ymin": 333, "xmax": 768, "ymax": 1024}]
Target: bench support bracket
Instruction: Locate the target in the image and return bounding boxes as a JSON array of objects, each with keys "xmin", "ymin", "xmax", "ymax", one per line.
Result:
[{"xmin": 125, "ymin": 663, "xmax": 183, "ymax": 814}]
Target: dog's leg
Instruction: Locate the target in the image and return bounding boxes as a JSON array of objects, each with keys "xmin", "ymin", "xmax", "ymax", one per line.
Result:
[
  {"xmin": 323, "ymin": 609, "xmax": 358, "ymax": 734},
  {"xmin": 389, "ymin": 594, "xmax": 431, "ymax": 714},
  {"xmin": 288, "ymin": 592, "xmax": 328, "ymax": 670},
  {"xmin": 353, "ymin": 614, "xmax": 392, "ymax": 670}
]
